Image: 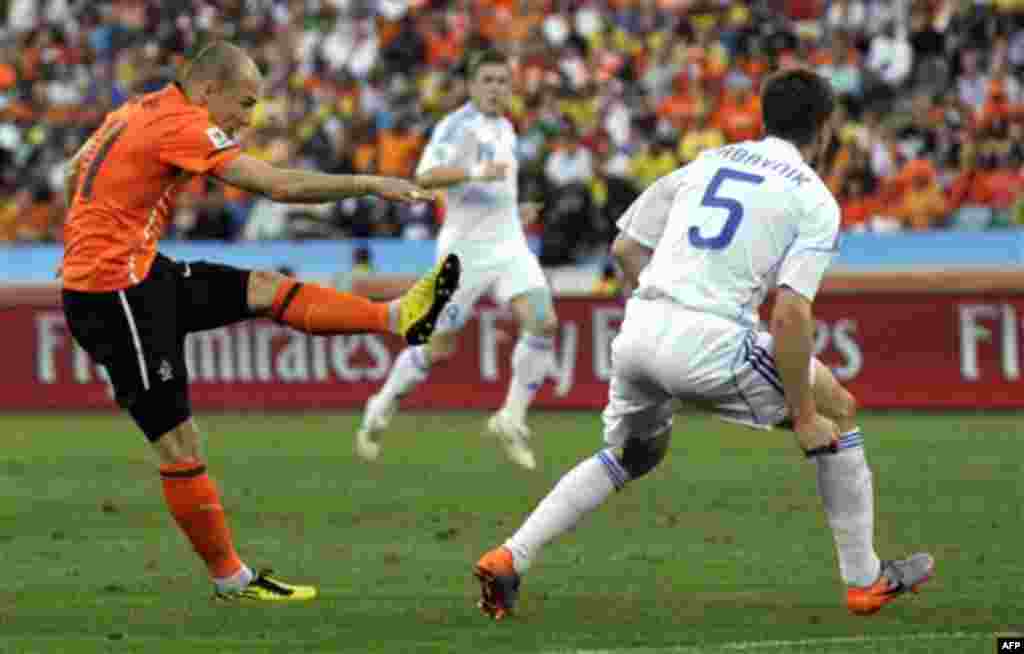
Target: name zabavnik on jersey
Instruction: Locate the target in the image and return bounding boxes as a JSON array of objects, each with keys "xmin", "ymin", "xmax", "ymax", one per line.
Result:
[{"xmin": 616, "ymin": 136, "xmax": 841, "ymax": 328}]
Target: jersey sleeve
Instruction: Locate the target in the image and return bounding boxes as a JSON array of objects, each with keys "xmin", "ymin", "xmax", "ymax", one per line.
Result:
[
  {"xmin": 156, "ymin": 113, "xmax": 242, "ymax": 175},
  {"xmin": 777, "ymin": 194, "xmax": 841, "ymax": 302},
  {"xmin": 416, "ymin": 117, "xmax": 474, "ymax": 176},
  {"xmin": 615, "ymin": 168, "xmax": 687, "ymax": 250}
]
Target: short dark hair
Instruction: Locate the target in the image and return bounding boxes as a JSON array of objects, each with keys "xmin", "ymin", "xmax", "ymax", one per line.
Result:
[
  {"xmin": 467, "ymin": 49, "xmax": 509, "ymax": 80},
  {"xmin": 181, "ymin": 41, "xmax": 252, "ymax": 85},
  {"xmin": 761, "ymin": 68, "xmax": 835, "ymax": 147}
]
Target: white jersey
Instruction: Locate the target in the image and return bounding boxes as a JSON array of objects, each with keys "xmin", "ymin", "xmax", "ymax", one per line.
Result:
[
  {"xmin": 617, "ymin": 136, "xmax": 840, "ymax": 327},
  {"xmin": 416, "ymin": 102, "xmax": 526, "ymax": 262}
]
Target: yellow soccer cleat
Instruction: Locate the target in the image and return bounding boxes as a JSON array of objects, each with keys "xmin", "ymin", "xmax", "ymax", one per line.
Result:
[
  {"xmin": 398, "ymin": 253, "xmax": 461, "ymax": 346},
  {"xmin": 215, "ymin": 569, "xmax": 318, "ymax": 602}
]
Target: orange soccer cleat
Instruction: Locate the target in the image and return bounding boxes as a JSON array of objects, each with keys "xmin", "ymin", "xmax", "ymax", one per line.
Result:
[
  {"xmin": 474, "ymin": 547, "xmax": 521, "ymax": 621},
  {"xmin": 846, "ymin": 553, "xmax": 934, "ymax": 616}
]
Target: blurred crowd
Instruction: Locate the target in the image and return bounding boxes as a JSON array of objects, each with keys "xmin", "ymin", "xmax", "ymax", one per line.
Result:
[{"xmin": 2, "ymin": 0, "xmax": 1024, "ymax": 264}]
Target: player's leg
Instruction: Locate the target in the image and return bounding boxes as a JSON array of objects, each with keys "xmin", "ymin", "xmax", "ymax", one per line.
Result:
[
  {"xmin": 727, "ymin": 331, "xmax": 932, "ymax": 613},
  {"xmin": 487, "ymin": 254, "xmax": 558, "ymax": 469},
  {"xmin": 354, "ymin": 272, "xmax": 485, "ymax": 461},
  {"xmin": 64, "ymin": 259, "xmax": 314, "ymax": 601},
  {"xmin": 245, "ymin": 254, "xmax": 460, "ymax": 346},
  {"xmin": 805, "ymin": 361, "xmax": 882, "ymax": 586},
  {"xmin": 475, "ymin": 322, "xmax": 673, "ymax": 619},
  {"xmin": 131, "ymin": 382, "xmax": 253, "ymax": 595},
  {"xmin": 502, "ymin": 287, "xmax": 558, "ymax": 426},
  {"xmin": 146, "ymin": 406, "xmax": 316, "ymax": 602},
  {"xmin": 355, "ymin": 329, "xmax": 459, "ymax": 461},
  {"xmin": 810, "ymin": 362, "xmax": 934, "ymax": 615}
]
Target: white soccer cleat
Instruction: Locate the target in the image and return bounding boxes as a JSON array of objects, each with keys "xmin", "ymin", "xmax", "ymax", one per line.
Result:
[
  {"xmin": 355, "ymin": 393, "xmax": 397, "ymax": 462},
  {"xmin": 487, "ymin": 410, "xmax": 536, "ymax": 470}
]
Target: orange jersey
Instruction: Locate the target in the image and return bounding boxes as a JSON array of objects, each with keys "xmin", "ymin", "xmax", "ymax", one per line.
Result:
[{"xmin": 62, "ymin": 83, "xmax": 242, "ymax": 292}]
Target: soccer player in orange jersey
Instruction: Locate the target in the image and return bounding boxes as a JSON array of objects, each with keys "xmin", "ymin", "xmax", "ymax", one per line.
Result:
[{"xmin": 60, "ymin": 42, "xmax": 460, "ymax": 601}]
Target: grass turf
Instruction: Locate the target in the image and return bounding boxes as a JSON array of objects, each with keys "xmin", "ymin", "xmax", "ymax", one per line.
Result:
[{"xmin": 0, "ymin": 411, "xmax": 1020, "ymax": 653}]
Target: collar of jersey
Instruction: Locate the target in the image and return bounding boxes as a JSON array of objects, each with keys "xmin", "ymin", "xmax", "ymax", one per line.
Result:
[{"xmin": 763, "ymin": 136, "xmax": 805, "ymax": 163}]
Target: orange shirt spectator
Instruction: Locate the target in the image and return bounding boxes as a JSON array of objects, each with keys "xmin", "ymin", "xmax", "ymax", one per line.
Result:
[
  {"xmin": 893, "ymin": 160, "xmax": 947, "ymax": 230},
  {"xmin": 377, "ymin": 128, "xmax": 425, "ymax": 178},
  {"xmin": 980, "ymin": 167, "xmax": 1023, "ymax": 209},
  {"xmin": 376, "ymin": 16, "xmax": 403, "ymax": 49},
  {"xmin": 946, "ymin": 143, "xmax": 1015, "ymax": 209},
  {"xmin": 504, "ymin": 1, "xmax": 545, "ymax": 44},
  {"xmin": 714, "ymin": 83, "xmax": 761, "ymax": 143},
  {"xmin": 423, "ymin": 15, "xmax": 463, "ymax": 67},
  {"xmin": 476, "ymin": 0, "xmax": 517, "ymax": 44},
  {"xmin": 825, "ymin": 142, "xmax": 854, "ymax": 197},
  {"xmin": 839, "ymin": 178, "xmax": 879, "ymax": 231},
  {"xmin": 656, "ymin": 89, "xmax": 701, "ymax": 130},
  {"xmin": 947, "ymin": 169, "xmax": 993, "ymax": 208},
  {"xmin": 353, "ymin": 140, "xmax": 377, "ymax": 174},
  {"xmin": 0, "ymin": 62, "xmax": 15, "ymax": 91},
  {"xmin": 840, "ymin": 194, "xmax": 879, "ymax": 230}
]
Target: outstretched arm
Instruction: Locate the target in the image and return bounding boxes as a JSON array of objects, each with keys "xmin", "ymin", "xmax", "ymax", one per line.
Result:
[
  {"xmin": 415, "ymin": 161, "xmax": 507, "ymax": 189},
  {"xmin": 213, "ymin": 154, "xmax": 435, "ymax": 204}
]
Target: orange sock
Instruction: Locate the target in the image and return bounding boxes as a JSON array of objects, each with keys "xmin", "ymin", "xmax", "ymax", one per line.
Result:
[
  {"xmin": 270, "ymin": 279, "xmax": 390, "ymax": 335},
  {"xmin": 160, "ymin": 460, "xmax": 244, "ymax": 580}
]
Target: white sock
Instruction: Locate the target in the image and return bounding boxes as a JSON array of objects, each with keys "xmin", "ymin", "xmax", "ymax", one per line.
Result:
[
  {"xmin": 814, "ymin": 428, "xmax": 882, "ymax": 587},
  {"xmin": 504, "ymin": 450, "xmax": 627, "ymax": 574},
  {"xmin": 502, "ymin": 334, "xmax": 555, "ymax": 424},
  {"xmin": 377, "ymin": 346, "xmax": 431, "ymax": 404},
  {"xmin": 214, "ymin": 564, "xmax": 254, "ymax": 593},
  {"xmin": 386, "ymin": 301, "xmax": 400, "ymax": 333}
]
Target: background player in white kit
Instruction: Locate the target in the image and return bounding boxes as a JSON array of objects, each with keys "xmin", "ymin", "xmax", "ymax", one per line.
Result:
[
  {"xmin": 474, "ymin": 69, "xmax": 934, "ymax": 618},
  {"xmin": 355, "ymin": 50, "xmax": 557, "ymax": 469}
]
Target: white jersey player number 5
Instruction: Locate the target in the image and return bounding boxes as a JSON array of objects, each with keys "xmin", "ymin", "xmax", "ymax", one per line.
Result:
[{"xmin": 688, "ymin": 167, "xmax": 765, "ymax": 251}]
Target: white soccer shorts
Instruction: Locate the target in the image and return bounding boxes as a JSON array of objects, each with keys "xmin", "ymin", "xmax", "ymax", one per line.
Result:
[
  {"xmin": 434, "ymin": 247, "xmax": 548, "ymax": 334},
  {"xmin": 602, "ymin": 298, "xmax": 818, "ymax": 447}
]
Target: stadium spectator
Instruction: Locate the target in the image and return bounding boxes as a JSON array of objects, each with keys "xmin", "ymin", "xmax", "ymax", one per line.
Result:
[
  {"xmin": 864, "ymin": 20, "xmax": 914, "ymax": 106},
  {"xmin": 893, "ymin": 159, "xmax": 948, "ymax": 231},
  {"xmin": 838, "ymin": 173, "xmax": 880, "ymax": 232},
  {"xmin": 544, "ymin": 125, "xmax": 595, "ymax": 190},
  {"xmin": 628, "ymin": 138, "xmax": 678, "ymax": 191},
  {"xmin": 1, "ymin": 0, "xmax": 1024, "ymax": 252}
]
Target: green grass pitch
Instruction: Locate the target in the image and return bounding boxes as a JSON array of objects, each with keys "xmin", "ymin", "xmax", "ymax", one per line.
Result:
[{"xmin": 0, "ymin": 411, "xmax": 1021, "ymax": 653}]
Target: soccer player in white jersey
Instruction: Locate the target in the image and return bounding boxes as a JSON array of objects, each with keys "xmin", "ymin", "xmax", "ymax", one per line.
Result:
[
  {"xmin": 474, "ymin": 69, "xmax": 934, "ymax": 618},
  {"xmin": 355, "ymin": 50, "xmax": 557, "ymax": 469}
]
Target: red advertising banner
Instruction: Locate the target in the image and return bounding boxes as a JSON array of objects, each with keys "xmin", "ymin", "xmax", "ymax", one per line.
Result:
[{"xmin": 1, "ymin": 292, "xmax": 1022, "ymax": 410}]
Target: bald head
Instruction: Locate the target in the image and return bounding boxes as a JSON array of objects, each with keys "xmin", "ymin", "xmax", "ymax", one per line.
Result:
[
  {"xmin": 182, "ymin": 41, "xmax": 260, "ymax": 87},
  {"xmin": 180, "ymin": 42, "xmax": 262, "ymax": 136}
]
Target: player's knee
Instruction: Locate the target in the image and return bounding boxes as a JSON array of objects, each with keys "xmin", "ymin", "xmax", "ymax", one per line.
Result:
[
  {"xmin": 519, "ymin": 288, "xmax": 557, "ymax": 336},
  {"xmin": 538, "ymin": 310, "xmax": 559, "ymax": 337},
  {"xmin": 247, "ymin": 270, "xmax": 289, "ymax": 315},
  {"xmin": 836, "ymin": 388, "xmax": 858, "ymax": 422},
  {"xmin": 129, "ymin": 380, "xmax": 192, "ymax": 445},
  {"xmin": 618, "ymin": 430, "xmax": 672, "ymax": 480}
]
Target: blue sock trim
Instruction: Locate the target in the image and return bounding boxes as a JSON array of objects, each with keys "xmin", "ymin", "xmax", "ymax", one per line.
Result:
[
  {"xmin": 596, "ymin": 451, "xmax": 629, "ymax": 490},
  {"xmin": 522, "ymin": 334, "xmax": 554, "ymax": 351},
  {"xmin": 838, "ymin": 429, "xmax": 864, "ymax": 450}
]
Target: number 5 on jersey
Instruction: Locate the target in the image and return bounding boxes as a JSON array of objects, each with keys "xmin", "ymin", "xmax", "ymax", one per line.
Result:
[{"xmin": 689, "ymin": 167, "xmax": 765, "ymax": 250}]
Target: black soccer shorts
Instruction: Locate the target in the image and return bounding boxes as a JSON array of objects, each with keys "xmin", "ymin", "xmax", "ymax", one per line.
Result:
[{"xmin": 62, "ymin": 254, "xmax": 252, "ymax": 440}]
